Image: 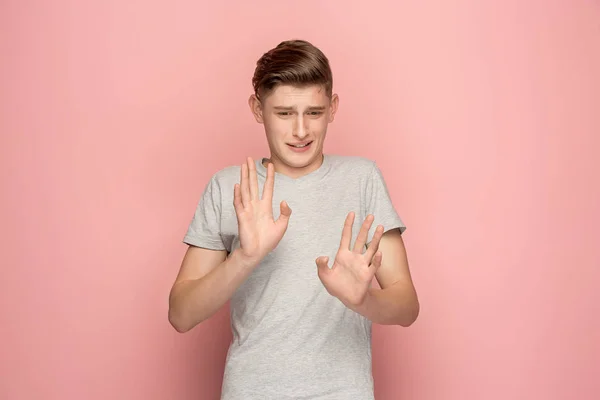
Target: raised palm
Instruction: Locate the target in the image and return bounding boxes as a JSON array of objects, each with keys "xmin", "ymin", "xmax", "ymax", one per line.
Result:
[
  {"xmin": 234, "ymin": 157, "xmax": 291, "ymax": 265},
  {"xmin": 316, "ymin": 212, "xmax": 384, "ymax": 308}
]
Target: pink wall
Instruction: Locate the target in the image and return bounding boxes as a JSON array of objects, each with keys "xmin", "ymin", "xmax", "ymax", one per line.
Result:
[{"xmin": 2, "ymin": 1, "xmax": 599, "ymax": 399}]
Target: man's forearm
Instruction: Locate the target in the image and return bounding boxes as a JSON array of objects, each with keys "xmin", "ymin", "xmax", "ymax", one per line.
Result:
[
  {"xmin": 353, "ymin": 280, "xmax": 420, "ymax": 326},
  {"xmin": 169, "ymin": 249, "xmax": 257, "ymax": 332}
]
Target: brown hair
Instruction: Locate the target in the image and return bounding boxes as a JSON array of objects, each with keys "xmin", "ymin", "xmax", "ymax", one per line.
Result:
[{"xmin": 252, "ymin": 39, "xmax": 333, "ymax": 100}]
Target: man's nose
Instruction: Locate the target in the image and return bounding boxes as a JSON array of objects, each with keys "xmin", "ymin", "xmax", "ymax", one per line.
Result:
[{"xmin": 293, "ymin": 117, "xmax": 308, "ymax": 139}]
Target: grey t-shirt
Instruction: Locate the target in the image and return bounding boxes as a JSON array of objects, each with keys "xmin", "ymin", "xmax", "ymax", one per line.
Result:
[{"xmin": 184, "ymin": 154, "xmax": 406, "ymax": 400}]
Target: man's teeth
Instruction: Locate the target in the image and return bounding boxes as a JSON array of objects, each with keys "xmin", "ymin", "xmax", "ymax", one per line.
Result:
[{"xmin": 291, "ymin": 143, "xmax": 310, "ymax": 148}]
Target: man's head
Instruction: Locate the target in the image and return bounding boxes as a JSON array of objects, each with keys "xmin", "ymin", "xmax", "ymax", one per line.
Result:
[{"xmin": 249, "ymin": 40, "xmax": 339, "ymax": 178}]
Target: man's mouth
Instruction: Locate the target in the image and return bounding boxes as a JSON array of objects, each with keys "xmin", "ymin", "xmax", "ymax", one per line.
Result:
[{"xmin": 287, "ymin": 141, "xmax": 313, "ymax": 148}]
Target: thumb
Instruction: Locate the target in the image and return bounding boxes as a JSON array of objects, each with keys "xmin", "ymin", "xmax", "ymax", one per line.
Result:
[
  {"xmin": 316, "ymin": 256, "xmax": 330, "ymax": 277},
  {"xmin": 276, "ymin": 200, "xmax": 292, "ymax": 224}
]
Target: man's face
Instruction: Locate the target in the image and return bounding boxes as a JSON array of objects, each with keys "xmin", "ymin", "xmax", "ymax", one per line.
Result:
[{"xmin": 249, "ymin": 84, "xmax": 339, "ymax": 177}]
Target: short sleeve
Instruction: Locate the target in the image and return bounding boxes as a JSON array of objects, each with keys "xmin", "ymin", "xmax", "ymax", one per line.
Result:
[
  {"xmin": 183, "ymin": 176, "xmax": 227, "ymax": 250},
  {"xmin": 365, "ymin": 162, "xmax": 406, "ymax": 243}
]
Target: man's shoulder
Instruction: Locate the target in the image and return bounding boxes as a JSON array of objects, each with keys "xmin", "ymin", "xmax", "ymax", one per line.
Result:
[
  {"xmin": 326, "ymin": 154, "xmax": 377, "ymax": 176},
  {"xmin": 204, "ymin": 164, "xmax": 241, "ymax": 187}
]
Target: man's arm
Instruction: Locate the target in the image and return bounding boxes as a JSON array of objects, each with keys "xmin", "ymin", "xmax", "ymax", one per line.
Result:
[
  {"xmin": 169, "ymin": 158, "xmax": 292, "ymax": 333},
  {"xmin": 168, "ymin": 246, "xmax": 258, "ymax": 333},
  {"xmin": 353, "ymin": 228, "xmax": 419, "ymax": 326}
]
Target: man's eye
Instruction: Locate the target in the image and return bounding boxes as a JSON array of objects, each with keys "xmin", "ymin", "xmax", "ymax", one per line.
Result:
[{"xmin": 278, "ymin": 112, "xmax": 290, "ymax": 116}]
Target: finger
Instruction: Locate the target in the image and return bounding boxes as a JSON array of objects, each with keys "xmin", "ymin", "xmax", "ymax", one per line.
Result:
[
  {"xmin": 240, "ymin": 162, "xmax": 250, "ymax": 208},
  {"xmin": 365, "ymin": 225, "xmax": 384, "ymax": 260},
  {"xmin": 316, "ymin": 256, "xmax": 330, "ymax": 278},
  {"xmin": 370, "ymin": 251, "xmax": 383, "ymax": 272},
  {"xmin": 247, "ymin": 157, "xmax": 259, "ymax": 201},
  {"xmin": 233, "ymin": 183, "xmax": 243, "ymax": 213},
  {"xmin": 339, "ymin": 212, "xmax": 355, "ymax": 251},
  {"xmin": 353, "ymin": 215, "xmax": 374, "ymax": 253},
  {"xmin": 262, "ymin": 162, "xmax": 274, "ymax": 203},
  {"xmin": 275, "ymin": 200, "xmax": 292, "ymax": 230}
]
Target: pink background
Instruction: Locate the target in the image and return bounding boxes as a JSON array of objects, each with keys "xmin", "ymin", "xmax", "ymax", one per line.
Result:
[{"xmin": 2, "ymin": 1, "xmax": 599, "ymax": 399}]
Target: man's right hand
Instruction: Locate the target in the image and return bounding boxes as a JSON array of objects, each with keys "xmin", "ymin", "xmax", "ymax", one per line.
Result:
[
  {"xmin": 169, "ymin": 157, "xmax": 290, "ymax": 332},
  {"xmin": 233, "ymin": 157, "xmax": 291, "ymax": 267}
]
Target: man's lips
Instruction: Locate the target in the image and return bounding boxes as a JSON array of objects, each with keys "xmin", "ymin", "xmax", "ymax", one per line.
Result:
[
  {"xmin": 287, "ymin": 141, "xmax": 313, "ymax": 148},
  {"xmin": 286, "ymin": 141, "xmax": 313, "ymax": 152}
]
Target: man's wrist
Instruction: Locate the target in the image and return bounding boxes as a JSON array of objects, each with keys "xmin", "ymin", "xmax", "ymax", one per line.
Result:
[
  {"xmin": 229, "ymin": 248, "xmax": 261, "ymax": 271},
  {"xmin": 346, "ymin": 288, "xmax": 375, "ymax": 317}
]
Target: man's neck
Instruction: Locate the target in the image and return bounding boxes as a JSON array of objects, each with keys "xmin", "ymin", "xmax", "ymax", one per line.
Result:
[{"xmin": 263, "ymin": 153, "xmax": 324, "ymax": 179}]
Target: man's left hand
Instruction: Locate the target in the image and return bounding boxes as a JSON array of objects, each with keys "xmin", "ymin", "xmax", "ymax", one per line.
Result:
[{"xmin": 316, "ymin": 212, "xmax": 384, "ymax": 308}]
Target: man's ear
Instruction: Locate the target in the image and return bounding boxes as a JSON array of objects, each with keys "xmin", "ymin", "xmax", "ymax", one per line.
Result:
[
  {"xmin": 248, "ymin": 94, "xmax": 264, "ymax": 123},
  {"xmin": 328, "ymin": 93, "xmax": 339, "ymax": 123}
]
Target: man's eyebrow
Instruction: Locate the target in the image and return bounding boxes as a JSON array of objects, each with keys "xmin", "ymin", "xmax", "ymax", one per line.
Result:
[{"xmin": 273, "ymin": 106, "xmax": 327, "ymax": 110}]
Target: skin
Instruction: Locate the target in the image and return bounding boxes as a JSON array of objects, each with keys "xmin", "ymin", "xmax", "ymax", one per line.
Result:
[
  {"xmin": 248, "ymin": 84, "xmax": 338, "ymax": 178},
  {"xmin": 168, "ymin": 84, "xmax": 419, "ymax": 333}
]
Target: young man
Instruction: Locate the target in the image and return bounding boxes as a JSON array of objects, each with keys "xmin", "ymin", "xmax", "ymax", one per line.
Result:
[{"xmin": 169, "ymin": 39, "xmax": 419, "ymax": 400}]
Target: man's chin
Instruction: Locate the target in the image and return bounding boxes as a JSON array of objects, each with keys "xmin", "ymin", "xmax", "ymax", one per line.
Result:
[{"xmin": 283, "ymin": 151, "xmax": 320, "ymax": 167}]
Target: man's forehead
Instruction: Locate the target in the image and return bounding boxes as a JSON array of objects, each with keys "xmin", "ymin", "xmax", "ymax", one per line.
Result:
[{"xmin": 265, "ymin": 84, "xmax": 329, "ymax": 107}]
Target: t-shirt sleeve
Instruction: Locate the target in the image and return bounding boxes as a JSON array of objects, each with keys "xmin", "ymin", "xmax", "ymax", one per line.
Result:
[
  {"xmin": 183, "ymin": 175, "xmax": 227, "ymax": 250},
  {"xmin": 365, "ymin": 161, "xmax": 407, "ymax": 243}
]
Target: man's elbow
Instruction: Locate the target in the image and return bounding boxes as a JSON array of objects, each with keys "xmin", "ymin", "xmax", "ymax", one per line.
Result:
[
  {"xmin": 398, "ymin": 300, "xmax": 420, "ymax": 327},
  {"xmin": 168, "ymin": 293, "xmax": 202, "ymax": 333},
  {"xmin": 168, "ymin": 308, "xmax": 193, "ymax": 333}
]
